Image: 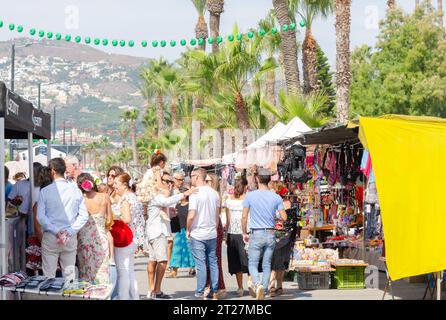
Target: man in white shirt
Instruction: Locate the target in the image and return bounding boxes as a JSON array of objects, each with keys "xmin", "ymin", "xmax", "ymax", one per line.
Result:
[
  {"xmin": 8, "ymin": 162, "xmax": 43, "ymax": 236},
  {"xmin": 37, "ymin": 158, "xmax": 89, "ymax": 281},
  {"xmin": 64, "ymin": 155, "xmax": 81, "ymax": 185},
  {"xmin": 187, "ymin": 168, "xmax": 220, "ymax": 300}
]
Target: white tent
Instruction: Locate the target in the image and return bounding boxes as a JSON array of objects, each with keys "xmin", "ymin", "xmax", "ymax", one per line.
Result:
[
  {"xmin": 276, "ymin": 116, "xmax": 312, "ymax": 141},
  {"xmin": 246, "ymin": 122, "xmax": 285, "ymax": 150}
]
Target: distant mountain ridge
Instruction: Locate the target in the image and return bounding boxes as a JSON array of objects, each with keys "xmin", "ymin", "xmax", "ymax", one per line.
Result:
[{"xmin": 0, "ymin": 38, "xmax": 148, "ymax": 137}]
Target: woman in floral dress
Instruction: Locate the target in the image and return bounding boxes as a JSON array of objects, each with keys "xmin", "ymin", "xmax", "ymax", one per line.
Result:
[{"xmin": 77, "ymin": 173, "xmax": 113, "ymax": 284}]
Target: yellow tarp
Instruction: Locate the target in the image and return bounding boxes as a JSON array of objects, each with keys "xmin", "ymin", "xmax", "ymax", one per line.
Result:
[{"xmin": 360, "ymin": 115, "xmax": 446, "ymax": 280}]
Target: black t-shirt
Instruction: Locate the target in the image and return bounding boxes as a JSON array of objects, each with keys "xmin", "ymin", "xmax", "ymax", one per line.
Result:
[{"xmin": 175, "ymin": 202, "xmax": 189, "ymax": 230}]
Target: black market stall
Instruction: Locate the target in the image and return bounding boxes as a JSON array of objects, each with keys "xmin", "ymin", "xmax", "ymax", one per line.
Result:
[{"xmin": 0, "ymin": 81, "xmax": 51, "ymax": 299}]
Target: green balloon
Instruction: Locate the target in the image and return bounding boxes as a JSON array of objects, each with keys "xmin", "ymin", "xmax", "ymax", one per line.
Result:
[
  {"xmin": 227, "ymin": 34, "xmax": 234, "ymax": 42},
  {"xmin": 75, "ymin": 36, "xmax": 81, "ymax": 43},
  {"xmin": 170, "ymin": 40, "xmax": 176, "ymax": 47},
  {"xmin": 65, "ymin": 35, "xmax": 72, "ymax": 41},
  {"xmin": 85, "ymin": 37, "xmax": 91, "ymax": 44},
  {"xmin": 271, "ymin": 27, "xmax": 278, "ymax": 34},
  {"xmin": 47, "ymin": 32, "xmax": 53, "ymax": 39},
  {"xmin": 216, "ymin": 36, "xmax": 223, "ymax": 44},
  {"xmin": 17, "ymin": 25, "xmax": 23, "ymax": 33},
  {"xmin": 237, "ymin": 34, "xmax": 243, "ymax": 41},
  {"xmin": 151, "ymin": 41, "xmax": 158, "ymax": 47},
  {"xmin": 120, "ymin": 40, "xmax": 125, "ymax": 47},
  {"xmin": 39, "ymin": 30, "xmax": 45, "ymax": 37},
  {"xmin": 29, "ymin": 28, "xmax": 36, "ymax": 36},
  {"xmin": 8, "ymin": 23, "xmax": 14, "ymax": 31},
  {"xmin": 190, "ymin": 38, "xmax": 197, "ymax": 46},
  {"xmin": 128, "ymin": 40, "xmax": 134, "ymax": 47},
  {"xmin": 160, "ymin": 40, "xmax": 167, "ymax": 47},
  {"xmin": 55, "ymin": 33, "xmax": 62, "ymax": 40},
  {"xmin": 198, "ymin": 38, "xmax": 204, "ymax": 45},
  {"xmin": 282, "ymin": 24, "xmax": 289, "ymax": 31},
  {"xmin": 259, "ymin": 29, "xmax": 266, "ymax": 37},
  {"xmin": 180, "ymin": 39, "xmax": 187, "ymax": 46},
  {"xmin": 207, "ymin": 37, "xmax": 214, "ymax": 44},
  {"xmin": 102, "ymin": 39, "xmax": 109, "ymax": 46},
  {"xmin": 290, "ymin": 23, "xmax": 296, "ymax": 30},
  {"xmin": 33, "ymin": 139, "xmax": 39, "ymax": 143},
  {"xmin": 94, "ymin": 38, "xmax": 100, "ymax": 45},
  {"xmin": 0, "ymin": 21, "xmax": 3, "ymax": 28},
  {"xmin": 300, "ymin": 20, "xmax": 306, "ymax": 27},
  {"xmin": 43, "ymin": 139, "xmax": 47, "ymax": 144},
  {"xmin": 248, "ymin": 31, "xmax": 254, "ymax": 39},
  {"xmin": 112, "ymin": 40, "xmax": 118, "ymax": 46}
]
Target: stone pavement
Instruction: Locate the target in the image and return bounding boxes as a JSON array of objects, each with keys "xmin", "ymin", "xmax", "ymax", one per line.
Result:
[{"xmin": 134, "ymin": 244, "xmax": 433, "ymax": 300}]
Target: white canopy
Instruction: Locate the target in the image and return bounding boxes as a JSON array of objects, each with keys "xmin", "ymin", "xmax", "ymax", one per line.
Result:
[
  {"xmin": 246, "ymin": 122, "xmax": 285, "ymax": 150},
  {"xmin": 276, "ymin": 116, "xmax": 312, "ymax": 141}
]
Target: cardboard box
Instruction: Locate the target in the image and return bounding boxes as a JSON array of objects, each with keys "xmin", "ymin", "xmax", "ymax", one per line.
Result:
[{"xmin": 300, "ymin": 229, "xmax": 311, "ymax": 239}]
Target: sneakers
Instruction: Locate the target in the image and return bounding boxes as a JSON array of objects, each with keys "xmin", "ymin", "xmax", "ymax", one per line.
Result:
[
  {"xmin": 146, "ymin": 291, "xmax": 155, "ymax": 299},
  {"xmin": 255, "ymin": 284, "xmax": 265, "ymax": 300},
  {"xmin": 152, "ymin": 291, "xmax": 171, "ymax": 299}
]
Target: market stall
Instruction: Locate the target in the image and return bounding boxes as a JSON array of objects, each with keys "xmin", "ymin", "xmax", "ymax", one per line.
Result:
[{"xmin": 0, "ymin": 81, "xmax": 51, "ymax": 300}]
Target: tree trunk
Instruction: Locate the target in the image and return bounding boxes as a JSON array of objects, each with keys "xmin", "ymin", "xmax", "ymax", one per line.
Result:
[
  {"xmin": 131, "ymin": 125, "xmax": 138, "ymax": 166},
  {"xmin": 303, "ymin": 29, "xmax": 319, "ymax": 94},
  {"xmin": 273, "ymin": 0, "xmax": 301, "ymax": 95},
  {"xmin": 265, "ymin": 68, "xmax": 276, "ymax": 126},
  {"xmin": 335, "ymin": 0, "xmax": 352, "ymax": 123},
  {"xmin": 156, "ymin": 94, "xmax": 164, "ymax": 136},
  {"xmin": 439, "ymin": 0, "xmax": 444, "ymax": 29},
  {"xmin": 234, "ymin": 92, "xmax": 250, "ymax": 130},
  {"xmin": 208, "ymin": 0, "xmax": 224, "ymax": 53},
  {"xmin": 195, "ymin": 16, "xmax": 208, "ymax": 51},
  {"xmin": 171, "ymin": 97, "xmax": 178, "ymax": 129}
]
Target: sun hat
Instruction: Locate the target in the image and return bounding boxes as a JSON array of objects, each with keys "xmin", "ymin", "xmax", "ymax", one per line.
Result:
[{"xmin": 110, "ymin": 220, "xmax": 133, "ymax": 248}]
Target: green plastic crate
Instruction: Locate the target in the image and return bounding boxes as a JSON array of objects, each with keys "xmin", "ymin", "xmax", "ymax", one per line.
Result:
[{"xmin": 332, "ymin": 266, "xmax": 366, "ymax": 289}]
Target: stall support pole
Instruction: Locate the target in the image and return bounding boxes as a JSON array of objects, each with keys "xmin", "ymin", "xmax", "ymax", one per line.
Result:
[
  {"xmin": 47, "ymin": 139, "xmax": 51, "ymax": 165},
  {"xmin": 0, "ymin": 118, "xmax": 6, "ymax": 300},
  {"xmin": 437, "ymin": 271, "xmax": 442, "ymax": 300},
  {"xmin": 28, "ymin": 133, "xmax": 34, "ymax": 230}
]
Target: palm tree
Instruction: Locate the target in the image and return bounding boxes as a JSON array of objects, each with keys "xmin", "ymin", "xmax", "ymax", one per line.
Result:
[
  {"xmin": 208, "ymin": 0, "xmax": 224, "ymax": 53},
  {"xmin": 272, "ymin": 0, "xmax": 301, "ymax": 94},
  {"xmin": 119, "ymin": 123, "xmax": 129, "ymax": 148},
  {"xmin": 258, "ymin": 11, "xmax": 282, "ymax": 109},
  {"xmin": 289, "ymin": 0, "xmax": 333, "ymax": 94},
  {"xmin": 439, "ymin": 0, "xmax": 444, "ymax": 29},
  {"xmin": 335, "ymin": 0, "xmax": 351, "ymax": 123},
  {"xmin": 141, "ymin": 58, "xmax": 170, "ymax": 136},
  {"xmin": 191, "ymin": 0, "xmax": 209, "ymax": 51},
  {"xmin": 122, "ymin": 109, "xmax": 140, "ymax": 166},
  {"xmin": 262, "ymin": 90, "xmax": 329, "ymax": 127}
]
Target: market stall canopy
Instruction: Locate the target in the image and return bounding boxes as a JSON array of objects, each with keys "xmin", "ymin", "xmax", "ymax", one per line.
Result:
[
  {"xmin": 246, "ymin": 122, "xmax": 285, "ymax": 150},
  {"xmin": 294, "ymin": 123, "xmax": 359, "ymax": 146},
  {"xmin": 185, "ymin": 158, "xmax": 222, "ymax": 167},
  {"xmin": 0, "ymin": 81, "xmax": 51, "ymax": 139},
  {"xmin": 276, "ymin": 116, "xmax": 312, "ymax": 142},
  {"xmin": 360, "ymin": 115, "xmax": 446, "ymax": 280}
]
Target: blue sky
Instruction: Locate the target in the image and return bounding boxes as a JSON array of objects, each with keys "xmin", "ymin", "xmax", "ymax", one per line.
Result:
[{"xmin": 0, "ymin": 0, "xmax": 422, "ymax": 65}]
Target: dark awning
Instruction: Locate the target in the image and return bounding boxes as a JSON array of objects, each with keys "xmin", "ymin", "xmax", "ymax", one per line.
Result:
[
  {"xmin": 0, "ymin": 81, "xmax": 51, "ymax": 139},
  {"xmin": 295, "ymin": 125, "xmax": 359, "ymax": 145}
]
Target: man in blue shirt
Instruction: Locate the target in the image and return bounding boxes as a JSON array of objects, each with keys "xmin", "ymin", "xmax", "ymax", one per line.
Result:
[
  {"xmin": 37, "ymin": 158, "xmax": 89, "ymax": 281},
  {"xmin": 242, "ymin": 168, "xmax": 287, "ymax": 300},
  {"xmin": 4, "ymin": 166, "xmax": 13, "ymax": 200}
]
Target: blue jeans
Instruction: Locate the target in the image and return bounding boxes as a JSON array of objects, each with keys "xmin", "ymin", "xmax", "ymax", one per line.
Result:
[
  {"xmin": 110, "ymin": 264, "xmax": 118, "ymax": 300},
  {"xmin": 248, "ymin": 229, "xmax": 276, "ymax": 293},
  {"xmin": 190, "ymin": 237, "xmax": 218, "ymax": 295}
]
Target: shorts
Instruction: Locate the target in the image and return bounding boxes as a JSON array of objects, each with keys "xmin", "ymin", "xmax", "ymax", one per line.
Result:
[{"xmin": 147, "ymin": 236, "xmax": 168, "ymax": 262}]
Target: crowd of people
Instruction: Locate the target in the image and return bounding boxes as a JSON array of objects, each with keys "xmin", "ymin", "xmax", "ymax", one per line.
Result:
[{"xmin": 4, "ymin": 152, "xmax": 298, "ymax": 300}]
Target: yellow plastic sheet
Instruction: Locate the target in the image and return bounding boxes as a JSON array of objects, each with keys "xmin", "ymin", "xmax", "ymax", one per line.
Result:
[{"xmin": 360, "ymin": 116, "xmax": 446, "ymax": 280}]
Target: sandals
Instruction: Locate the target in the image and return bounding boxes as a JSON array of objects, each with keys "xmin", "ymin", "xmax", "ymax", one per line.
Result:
[
  {"xmin": 276, "ymin": 287, "xmax": 284, "ymax": 296},
  {"xmin": 269, "ymin": 287, "xmax": 283, "ymax": 298}
]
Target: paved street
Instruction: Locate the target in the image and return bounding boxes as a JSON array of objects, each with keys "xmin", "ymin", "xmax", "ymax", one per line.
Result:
[{"xmin": 135, "ymin": 245, "xmax": 430, "ymax": 300}]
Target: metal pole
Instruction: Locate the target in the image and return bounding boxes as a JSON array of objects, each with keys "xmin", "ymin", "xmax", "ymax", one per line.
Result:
[
  {"xmin": 27, "ymin": 133, "xmax": 34, "ymax": 234},
  {"xmin": 47, "ymin": 138, "xmax": 51, "ymax": 165},
  {"xmin": 37, "ymin": 83, "xmax": 41, "ymax": 110},
  {"xmin": 9, "ymin": 140, "xmax": 13, "ymax": 161},
  {"xmin": 0, "ymin": 118, "xmax": 6, "ymax": 300},
  {"xmin": 437, "ymin": 271, "xmax": 442, "ymax": 300},
  {"xmin": 10, "ymin": 44, "xmax": 15, "ymax": 93},
  {"xmin": 63, "ymin": 120, "xmax": 66, "ymax": 145},
  {"xmin": 53, "ymin": 106, "xmax": 56, "ymax": 142}
]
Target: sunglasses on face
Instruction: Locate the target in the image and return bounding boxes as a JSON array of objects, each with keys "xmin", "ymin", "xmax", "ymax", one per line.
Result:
[
  {"xmin": 175, "ymin": 178, "xmax": 184, "ymax": 181},
  {"xmin": 162, "ymin": 179, "xmax": 173, "ymax": 184},
  {"xmin": 108, "ymin": 174, "xmax": 116, "ymax": 178}
]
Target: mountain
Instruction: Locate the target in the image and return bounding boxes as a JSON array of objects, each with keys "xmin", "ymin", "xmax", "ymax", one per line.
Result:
[{"xmin": 0, "ymin": 38, "xmax": 148, "ymax": 138}]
